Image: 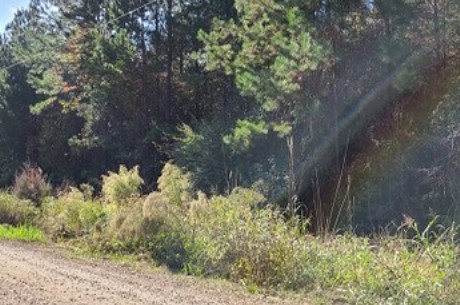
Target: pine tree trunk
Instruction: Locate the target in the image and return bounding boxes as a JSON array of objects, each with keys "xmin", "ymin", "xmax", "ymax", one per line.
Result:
[{"xmin": 166, "ymin": 0, "xmax": 174, "ymax": 123}]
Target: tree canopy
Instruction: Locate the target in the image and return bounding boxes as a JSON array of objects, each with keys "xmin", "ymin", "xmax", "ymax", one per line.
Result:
[{"xmin": 0, "ymin": 0, "xmax": 459, "ymax": 228}]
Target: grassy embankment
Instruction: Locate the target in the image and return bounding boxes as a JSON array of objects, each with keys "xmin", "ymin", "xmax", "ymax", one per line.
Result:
[{"xmin": 0, "ymin": 163, "xmax": 459, "ymax": 305}]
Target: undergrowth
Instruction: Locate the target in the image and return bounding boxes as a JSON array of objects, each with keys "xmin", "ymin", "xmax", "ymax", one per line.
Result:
[
  {"xmin": 0, "ymin": 225, "xmax": 46, "ymax": 243},
  {"xmin": 0, "ymin": 192, "xmax": 39, "ymax": 225},
  {"xmin": 0, "ymin": 163, "xmax": 458, "ymax": 304}
]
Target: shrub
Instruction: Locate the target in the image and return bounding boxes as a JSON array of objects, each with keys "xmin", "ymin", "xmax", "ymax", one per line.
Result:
[
  {"xmin": 41, "ymin": 165, "xmax": 456, "ymax": 305},
  {"xmin": 0, "ymin": 192, "xmax": 38, "ymax": 226},
  {"xmin": 173, "ymin": 121, "xmax": 288, "ymax": 199},
  {"xmin": 104, "ymin": 192, "xmax": 188, "ymax": 267},
  {"xmin": 41, "ymin": 188, "xmax": 105, "ymax": 239},
  {"xmin": 142, "ymin": 192, "xmax": 189, "ymax": 268},
  {"xmin": 13, "ymin": 164, "xmax": 51, "ymax": 205},
  {"xmin": 159, "ymin": 187, "xmax": 460, "ymax": 304},
  {"xmin": 157, "ymin": 162, "xmax": 192, "ymax": 206},
  {"xmin": 184, "ymin": 188, "xmax": 312, "ymax": 288},
  {"xmin": 106, "ymin": 198, "xmax": 150, "ymax": 244},
  {"xmin": 102, "ymin": 165, "xmax": 144, "ymax": 205},
  {"xmin": 173, "ymin": 122, "xmax": 230, "ymax": 193}
]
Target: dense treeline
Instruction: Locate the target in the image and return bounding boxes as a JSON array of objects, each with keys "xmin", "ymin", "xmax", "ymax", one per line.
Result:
[{"xmin": 0, "ymin": 0, "xmax": 459, "ymax": 228}]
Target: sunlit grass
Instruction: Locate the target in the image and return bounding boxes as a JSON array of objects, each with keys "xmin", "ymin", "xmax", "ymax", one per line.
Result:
[{"xmin": 0, "ymin": 225, "xmax": 46, "ymax": 243}]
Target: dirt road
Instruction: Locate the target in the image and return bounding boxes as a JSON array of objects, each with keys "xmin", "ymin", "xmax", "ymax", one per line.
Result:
[{"xmin": 0, "ymin": 241, "xmax": 307, "ymax": 305}]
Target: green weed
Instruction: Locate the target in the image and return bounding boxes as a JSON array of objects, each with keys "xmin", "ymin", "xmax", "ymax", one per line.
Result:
[
  {"xmin": 0, "ymin": 225, "xmax": 46, "ymax": 243},
  {"xmin": 0, "ymin": 191, "xmax": 38, "ymax": 226},
  {"xmin": 102, "ymin": 165, "xmax": 144, "ymax": 205},
  {"xmin": 41, "ymin": 187, "xmax": 105, "ymax": 239}
]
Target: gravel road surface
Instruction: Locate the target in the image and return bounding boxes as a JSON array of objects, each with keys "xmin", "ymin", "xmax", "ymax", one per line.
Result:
[{"xmin": 0, "ymin": 241, "xmax": 308, "ymax": 305}]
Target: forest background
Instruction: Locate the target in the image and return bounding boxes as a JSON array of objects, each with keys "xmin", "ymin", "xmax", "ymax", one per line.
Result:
[{"xmin": 0, "ymin": 0, "xmax": 459, "ymax": 229}]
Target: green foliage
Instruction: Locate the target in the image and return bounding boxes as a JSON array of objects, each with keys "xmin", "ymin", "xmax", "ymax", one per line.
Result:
[
  {"xmin": 0, "ymin": 161, "xmax": 459, "ymax": 304},
  {"xmin": 0, "ymin": 0, "xmax": 460, "ymax": 301},
  {"xmin": 0, "ymin": 191, "xmax": 38, "ymax": 226},
  {"xmin": 105, "ymin": 199, "xmax": 144, "ymax": 244},
  {"xmin": 13, "ymin": 164, "xmax": 51, "ymax": 206},
  {"xmin": 41, "ymin": 188, "xmax": 105, "ymax": 239},
  {"xmin": 105, "ymin": 192, "xmax": 174, "ymax": 243},
  {"xmin": 184, "ymin": 188, "xmax": 301, "ymax": 282},
  {"xmin": 185, "ymin": 205, "xmax": 459, "ymax": 303},
  {"xmin": 311, "ymin": 234, "xmax": 457, "ymax": 304},
  {"xmin": 104, "ymin": 192, "xmax": 189, "ymax": 268},
  {"xmin": 94, "ymin": 181, "xmax": 460, "ymax": 304},
  {"xmin": 199, "ymin": 0, "xmax": 328, "ymax": 122},
  {"xmin": 142, "ymin": 192, "xmax": 189, "ymax": 269},
  {"xmin": 272, "ymin": 122, "xmax": 292, "ymax": 138},
  {"xmin": 102, "ymin": 165, "xmax": 144, "ymax": 205},
  {"xmin": 174, "ymin": 120, "xmax": 288, "ymax": 198},
  {"xmin": 0, "ymin": 224, "xmax": 46, "ymax": 243},
  {"xmin": 223, "ymin": 120, "xmax": 268, "ymax": 151},
  {"xmin": 157, "ymin": 162, "xmax": 192, "ymax": 206},
  {"xmin": 174, "ymin": 123, "xmax": 228, "ymax": 192}
]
